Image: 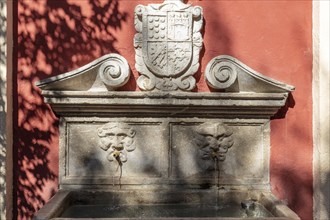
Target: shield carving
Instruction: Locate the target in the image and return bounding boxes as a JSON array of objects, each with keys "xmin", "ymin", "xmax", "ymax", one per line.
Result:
[{"xmin": 142, "ymin": 11, "xmax": 193, "ymax": 77}]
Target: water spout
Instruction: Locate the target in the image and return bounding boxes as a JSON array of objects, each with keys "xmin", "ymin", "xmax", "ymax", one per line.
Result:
[
  {"xmin": 241, "ymin": 200, "xmax": 257, "ymax": 217},
  {"xmin": 113, "ymin": 149, "xmax": 123, "ymax": 187}
]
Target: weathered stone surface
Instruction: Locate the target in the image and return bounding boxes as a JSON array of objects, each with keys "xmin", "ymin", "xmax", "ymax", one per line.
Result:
[
  {"xmin": 170, "ymin": 120, "xmax": 269, "ymax": 186},
  {"xmin": 61, "ymin": 119, "xmax": 166, "ymax": 186},
  {"xmin": 205, "ymin": 55, "xmax": 295, "ymax": 92},
  {"xmin": 39, "ymin": 91, "xmax": 290, "ymax": 119},
  {"xmin": 97, "ymin": 122, "xmax": 136, "ymax": 163},
  {"xmin": 35, "ymin": 51, "xmax": 298, "ymax": 219},
  {"xmin": 35, "ymin": 53, "xmax": 295, "ymax": 189},
  {"xmin": 59, "ymin": 118, "xmax": 269, "ymax": 188},
  {"xmin": 195, "ymin": 122, "xmax": 234, "ymax": 162},
  {"xmin": 36, "ymin": 53, "xmax": 131, "ymax": 91},
  {"xmin": 134, "ymin": 0, "xmax": 203, "ymax": 91},
  {"xmin": 34, "ymin": 190, "xmax": 300, "ymax": 220}
]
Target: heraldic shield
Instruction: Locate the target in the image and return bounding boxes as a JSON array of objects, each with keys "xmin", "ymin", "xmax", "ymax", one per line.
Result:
[
  {"xmin": 134, "ymin": 0, "xmax": 203, "ymax": 91},
  {"xmin": 143, "ymin": 12, "xmax": 193, "ymax": 77}
]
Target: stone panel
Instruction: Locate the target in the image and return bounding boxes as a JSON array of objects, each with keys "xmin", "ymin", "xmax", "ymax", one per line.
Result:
[
  {"xmin": 170, "ymin": 120, "xmax": 269, "ymax": 186},
  {"xmin": 60, "ymin": 118, "xmax": 269, "ymax": 189},
  {"xmin": 60, "ymin": 118, "xmax": 167, "ymax": 186}
]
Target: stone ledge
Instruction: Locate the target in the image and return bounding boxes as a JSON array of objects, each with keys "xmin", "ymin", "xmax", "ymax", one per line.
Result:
[{"xmin": 41, "ymin": 91, "xmax": 289, "ymax": 118}]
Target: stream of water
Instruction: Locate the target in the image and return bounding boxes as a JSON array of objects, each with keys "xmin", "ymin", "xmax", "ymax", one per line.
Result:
[{"xmin": 214, "ymin": 158, "xmax": 220, "ymax": 211}]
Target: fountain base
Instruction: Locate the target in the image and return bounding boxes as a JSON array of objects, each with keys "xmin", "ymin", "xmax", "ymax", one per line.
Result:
[{"xmin": 34, "ymin": 190, "xmax": 300, "ymax": 220}]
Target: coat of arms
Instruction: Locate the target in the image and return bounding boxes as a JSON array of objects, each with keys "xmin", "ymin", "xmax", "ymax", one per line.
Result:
[{"xmin": 134, "ymin": 0, "xmax": 203, "ymax": 91}]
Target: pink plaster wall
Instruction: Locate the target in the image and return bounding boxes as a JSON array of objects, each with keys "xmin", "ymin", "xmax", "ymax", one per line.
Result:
[{"xmin": 14, "ymin": 0, "xmax": 313, "ymax": 219}]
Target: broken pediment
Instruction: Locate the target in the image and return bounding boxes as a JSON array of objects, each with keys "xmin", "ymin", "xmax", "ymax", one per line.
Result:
[
  {"xmin": 36, "ymin": 53, "xmax": 130, "ymax": 91},
  {"xmin": 36, "ymin": 53, "xmax": 294, "ymax": 95},
  {"xmin": 205, "ymin": 55, "xmax": 295, "ymax": 93},
  {"xmin": 36, "ymin": 52, "xmax": 295, "ymax": 119}
]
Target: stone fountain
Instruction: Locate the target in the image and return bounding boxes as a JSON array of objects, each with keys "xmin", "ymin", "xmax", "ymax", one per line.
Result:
[{"xmin": 34, "ymin": 0, "xmax": 300, "ymax": 219}]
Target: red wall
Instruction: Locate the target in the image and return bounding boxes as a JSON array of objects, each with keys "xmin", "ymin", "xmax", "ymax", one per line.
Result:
[{"xmin": 14, "ymin": 0, "xmax": 313, "ymax": 219}]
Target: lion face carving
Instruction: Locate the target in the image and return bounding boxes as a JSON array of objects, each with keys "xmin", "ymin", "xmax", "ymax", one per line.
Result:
[
  {"xmin": 196, "ymin": 122, "xmax": 234, "ymax": 162},
  {"xmin": 97, "ymin": 122, "xmax": 136, "ymax": 163}
]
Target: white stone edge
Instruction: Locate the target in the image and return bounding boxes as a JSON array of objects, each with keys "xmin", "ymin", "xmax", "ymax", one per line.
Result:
[
  {"xmin": 0, "ymin": 2, "xmax": 6, "ymax": 219},
  {"xmin": 313, "ymin": 1, "xmax": 330, "ymax": 220},
  {"xmin": 0, "ymin": 1, "xmax": 13, "ymax": 219}
]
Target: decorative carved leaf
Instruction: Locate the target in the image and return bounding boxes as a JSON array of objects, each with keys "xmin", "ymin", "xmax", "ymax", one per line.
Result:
[{"xmin": 134, "ymin": 15, "xmax": 143, "ymax": 33}]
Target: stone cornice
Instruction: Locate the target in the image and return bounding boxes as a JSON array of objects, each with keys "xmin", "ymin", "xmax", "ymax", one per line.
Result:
[
  {"xmin": 40, "ymin": 91, "xmax": 289, "ymax": 118},
  {"xmin": 36, "ymin": 54, "xmax": 294, "ymax": 118}
]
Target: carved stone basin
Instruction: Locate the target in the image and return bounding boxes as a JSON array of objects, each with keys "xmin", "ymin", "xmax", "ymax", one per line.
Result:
[{"xmin": 35, "ymin": 190, "xmax": 299, "ymax": 219}]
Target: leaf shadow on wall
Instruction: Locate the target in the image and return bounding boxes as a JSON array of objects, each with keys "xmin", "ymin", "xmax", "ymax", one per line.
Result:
[
  {"xmin": 13, "ymin": 0, "xmax": 128, "ymax": 218},
  {"xmin": 271, "ymin": 96, "xmax": 314, "ymax": 220}
]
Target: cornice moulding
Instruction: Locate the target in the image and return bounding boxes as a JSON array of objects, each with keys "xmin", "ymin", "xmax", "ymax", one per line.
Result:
[{"xmin": 36, "ymin": 54, "xmax": 294, "ymax": 118}]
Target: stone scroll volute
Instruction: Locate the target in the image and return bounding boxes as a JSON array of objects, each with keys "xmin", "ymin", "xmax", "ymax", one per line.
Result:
[{"xmin": 134, "ymin": 0, "xmax": 203, "ymax": 91}]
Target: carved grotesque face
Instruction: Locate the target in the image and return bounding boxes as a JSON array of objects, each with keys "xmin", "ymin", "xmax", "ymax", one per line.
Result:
[
  {"xmin": 202, "ymin": 132, "xmax": 234, "ymax": 161},
  {"xmin": 97, "ymin": 123, "xmax": 136, "ymax": 163},
  {"xmin": 197, "ymin": 123, "xmax": 234, "ymax": 162}
]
